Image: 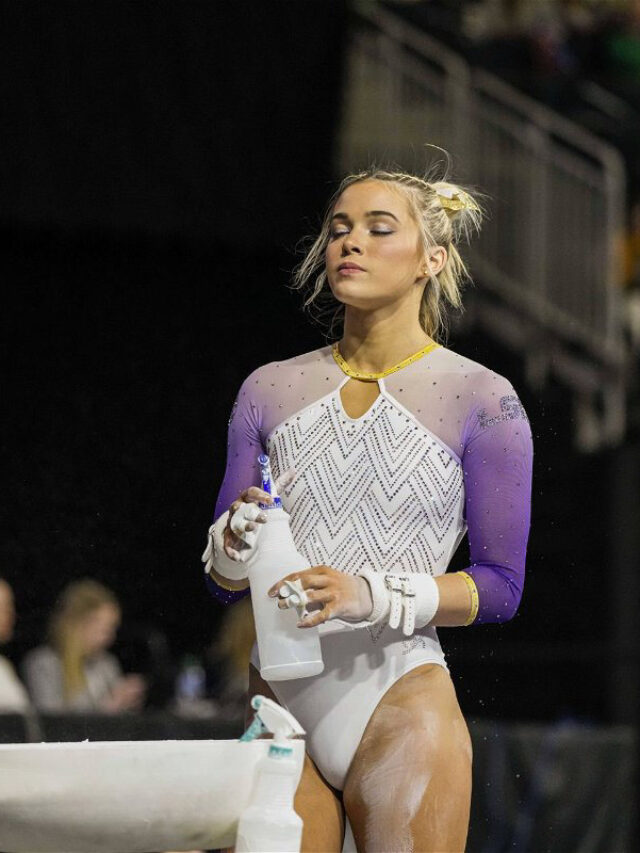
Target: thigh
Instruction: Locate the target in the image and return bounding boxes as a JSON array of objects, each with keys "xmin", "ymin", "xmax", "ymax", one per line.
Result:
[
  {"xmin": 247, "ymin": 663, "xmax": 345, "ymax": 853},
  {"xmin": 343, "ymin": 663, "xmax": 472, "ymax": 853}
]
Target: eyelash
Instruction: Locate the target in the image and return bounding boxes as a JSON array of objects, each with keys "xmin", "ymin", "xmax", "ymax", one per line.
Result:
[{"xmin": 330, "ymin": 229, "xmax": 393, "ymax": 239}]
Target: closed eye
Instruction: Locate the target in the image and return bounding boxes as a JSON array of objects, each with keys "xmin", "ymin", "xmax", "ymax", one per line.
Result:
[{"xmin": 330, "ymin": 229, "xmax": 393, "ymax": 239}]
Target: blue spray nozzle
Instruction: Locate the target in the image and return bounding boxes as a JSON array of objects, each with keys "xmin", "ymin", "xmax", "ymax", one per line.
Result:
[
  {"xmin": 257, "ymin": 454, "xmax": 282, "ymax": 509},
  {"xmin": 239, "ymin": 714, "xmax": 267, "ymax": 743},
  {"xmin": 239, "ymin": 695, "xmax": 305, "ymax": 746}
]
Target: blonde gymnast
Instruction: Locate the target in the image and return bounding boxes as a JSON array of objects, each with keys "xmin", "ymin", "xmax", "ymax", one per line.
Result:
[{"xmin": 205, "ymin": 163, "xmax": 533, "ymax": 852}]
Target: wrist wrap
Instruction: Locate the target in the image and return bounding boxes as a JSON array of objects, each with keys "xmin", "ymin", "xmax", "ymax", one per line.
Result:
[{"xmin": 354, "ymin": 570, "xmax": 440, "ymax": 636}]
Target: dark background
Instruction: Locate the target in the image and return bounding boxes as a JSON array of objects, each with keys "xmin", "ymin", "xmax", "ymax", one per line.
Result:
[
  {"xmin": 0, "ymin": 0, "xmax": 625, "ymax": 728},
  {"xmin": 0, "ymin": 0, "xmax": 348, "ymax": 667}
]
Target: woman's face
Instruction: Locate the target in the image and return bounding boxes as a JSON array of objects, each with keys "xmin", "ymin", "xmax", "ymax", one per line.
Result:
[
  {"xmin": 325, "ymin": 179, "xmax": 429, "ymax": 311},
  {"xmin": 79, "ymin": 603, "xmax": 120, "ymax": 656},
  {"xmin": 0, "ymin": 581, "xmax": 16, "ymax": 645}
]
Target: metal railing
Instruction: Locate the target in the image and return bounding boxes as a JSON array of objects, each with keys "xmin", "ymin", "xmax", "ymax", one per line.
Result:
[{"xmin": 337, "ymin": 3, "xmax": 628, "ymax": 451}]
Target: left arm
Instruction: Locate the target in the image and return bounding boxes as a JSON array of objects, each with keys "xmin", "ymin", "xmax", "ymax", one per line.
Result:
[{"xmin": 452, "ymin": 383, "xmax": 533, "ymax": 625}]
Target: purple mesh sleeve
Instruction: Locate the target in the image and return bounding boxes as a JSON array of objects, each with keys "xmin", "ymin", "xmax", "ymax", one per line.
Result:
[
  {"xmin": 205, "ymin": 369, "xmax": 265, "ymax": 605},
  {"xmin": 213, "ymin": 369, "xmax": 266, "ymax": 522},
  {"xmin": 205, "ymin": 572, "xmax": 249, "ymax": 604},
  {"xmin": 460, "ymin": 383, "xmax": 533, "ymax": 624}
]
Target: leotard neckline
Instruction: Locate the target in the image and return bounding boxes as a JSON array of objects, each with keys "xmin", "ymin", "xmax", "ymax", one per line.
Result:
[{"xmin": 331, "ymin": 341, "xmax": 441, "ymax": 381}]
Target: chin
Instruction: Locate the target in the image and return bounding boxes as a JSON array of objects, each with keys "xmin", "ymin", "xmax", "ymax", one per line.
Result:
[{"xmin": 329, "ymin": 281, "xmax": 386, "ymax": 307}]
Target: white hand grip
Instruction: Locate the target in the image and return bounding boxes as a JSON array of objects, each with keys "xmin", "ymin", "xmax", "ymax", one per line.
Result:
[
  {"xmin": 278, "ymin": 578, "xmax": 310, "ymax": 619},
  {"xmin": 230, "ymin": 502, "xmax": 263, "ymax": 548},
  {"xmin": 202, "ymin": 509, "xmax": 259, "ymax": 581}
]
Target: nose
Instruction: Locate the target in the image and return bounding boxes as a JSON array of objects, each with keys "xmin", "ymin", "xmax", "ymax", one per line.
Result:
[{"xmin": 341, "ymin": 235, "xmax": 363, "ymax": 255}]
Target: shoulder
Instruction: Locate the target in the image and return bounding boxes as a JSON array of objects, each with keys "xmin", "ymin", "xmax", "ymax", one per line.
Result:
[
  {"xmin": 0, "ymin": 655, "xmax": 22, "ymax": 686},
  {"xmin": 237, "ymin": 345, "xmax": 334, "ymax": 394},
  {"xmin": 429, "ymin": 345, "xmax": 522, "ymax": 403},
  {"xmin": 244, "ymin": 345, "xmax": 332, "ymax": 379},
  {"xmin": 432, "ymin": 345, "xmax": 513, "ymax": 384},
  {"xmin": 0, "ymin": 654, "xmax": 15, "ymax": 676},
  {"xmin": 432, "ymin": 346, "xmax": 529, "ymax": 434},
  {"xmin": 23, "ymin": 645, "xmax": 61, "ymax": 671}
]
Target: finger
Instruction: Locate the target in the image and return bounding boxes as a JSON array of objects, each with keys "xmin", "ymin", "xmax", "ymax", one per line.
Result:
[
  {"xmin": 297, "ymin": 604, "xmax": 333, "ymax": 629},
  {"xmin": 268, "ymin": 572, "xmax": 331, "ymax": 598},
  {"xmin": 277, "ymin": 589, "xmax": 334, "ymax": 610},
  {"xmin": 231, "ymin": 502, "xmax": 261, "ymax": 527},
  {"xmin": 242, "ymin": 504, "xmax": 267, "ymax": 530},
  {"xmin": 240, "ymin": 486, "xmax": 274, "ymax": 505},
  {"xmin": 230, "ymin": 504, "xmax": 264, "ymax": 544},
  {"xmin": 297, "ymin": 572, "xmax": 331, "ymax": 591},
  {"xmin": 224, "ymin": 542, "xmax": 240, "ymax": 561},
  {"xmin": 223, "ymin": 527, "xmax": 246, "ymax": 553},
  {"xmin": 268, "ymin": 571, "xmax": 302, "ymax": 596},
  {"xmin": 223, "ymin": 527, "xmax": 251, "ymax": 558},
  {"xmin": 275, "ymin": 467, "xmax": 297, "ymax": 491},
  {"xmin": 306, "ymin": 589, "xmax": 334, "ymax": 605}
]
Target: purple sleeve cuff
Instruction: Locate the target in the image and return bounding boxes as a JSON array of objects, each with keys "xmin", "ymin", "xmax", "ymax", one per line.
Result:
[
  {"xmin": 205, "ymin": 572, "xmax": 250, "ymax": 605},
  {"xmin": 463, "ymin": 562, "xmax": 523, "ymax": 624}
]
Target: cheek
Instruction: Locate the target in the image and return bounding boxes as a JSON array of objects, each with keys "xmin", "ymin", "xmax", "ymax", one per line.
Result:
[
  {"xmin": 378, "ymin": 236, "xmax": 419, "ymax": 266},
  {"xmin": 325, "ymin": 242, "xmax": 340, "ymax": 264}
]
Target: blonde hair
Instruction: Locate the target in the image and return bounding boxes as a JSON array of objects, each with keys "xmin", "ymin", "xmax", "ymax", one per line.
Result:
[
  {"xmin": 48, "ymin": 579, "xmax": 120, "ymax": 700},
  {"xmin": 289, "ymin": 158, "xmax": 485, "ymax": 344}
]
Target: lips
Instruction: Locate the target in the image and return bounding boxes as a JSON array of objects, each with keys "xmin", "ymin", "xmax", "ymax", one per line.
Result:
[{"xmin": 338, "ymin": 263, "xmax": 365, "ymax": 272}]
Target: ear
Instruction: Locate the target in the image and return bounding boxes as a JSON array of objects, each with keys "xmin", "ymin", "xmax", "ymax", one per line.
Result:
[{"xmin": 422, "ymin": 246, "xmax": 447, "ymax": 278}]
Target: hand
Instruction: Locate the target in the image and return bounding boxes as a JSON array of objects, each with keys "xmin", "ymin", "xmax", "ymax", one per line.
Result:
[
  {"xmin": 103, "ymin": 674, "xmax": 147, "ymax": 713},
  {"xmin": 223, "ymin": 487, "xmax": 272, "ymax": 560},
  {"xmin": 268, "ymin": 565, "xmax": 374, "ymax": 628},
  {"xmin": 224, "ymin": 469, "xmax": 296, "ymax": 561}
]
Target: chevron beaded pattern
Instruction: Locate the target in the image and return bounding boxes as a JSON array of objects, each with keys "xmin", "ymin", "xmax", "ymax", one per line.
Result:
[{"xmin": 266, "ymin": 392, "xmax": 465, "ymax": 586}]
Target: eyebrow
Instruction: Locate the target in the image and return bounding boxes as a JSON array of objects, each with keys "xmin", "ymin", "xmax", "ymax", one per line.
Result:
[{"xmin": 331, "ymin": 210, "xmax": 400, "ymax": 223}]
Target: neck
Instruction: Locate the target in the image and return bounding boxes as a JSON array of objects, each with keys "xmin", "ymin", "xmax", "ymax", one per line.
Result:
[{"xmin": 339, "ymin": 307, "xmax": 436, "ymax": 374}]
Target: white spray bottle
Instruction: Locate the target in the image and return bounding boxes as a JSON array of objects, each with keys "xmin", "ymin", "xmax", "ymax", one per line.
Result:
[
  {"xmin": 236, "ymin": 695, "xmax": 306, "ymax": 853},
  {"xmin": 247, "ymin": 454, "xmax": 324, "ymax": 680}
]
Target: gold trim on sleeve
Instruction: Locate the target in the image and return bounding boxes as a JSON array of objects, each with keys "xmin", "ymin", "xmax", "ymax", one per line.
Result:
[
  {"xmin": 208, "ymin": 570, "xmax": 249, "ymax": 593},
  {"xmin": 459, "ymin": 571, "xmax": 479, "ymax": 626}
]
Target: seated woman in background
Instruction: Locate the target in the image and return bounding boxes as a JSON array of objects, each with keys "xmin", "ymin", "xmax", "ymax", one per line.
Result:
[
  {"xmin": 22, "ymin": 579, "xmax": 146, "ymax": 713},
  {"xmin": 0, "ymin": 576, "xmax": 30, "ymax": 713}
]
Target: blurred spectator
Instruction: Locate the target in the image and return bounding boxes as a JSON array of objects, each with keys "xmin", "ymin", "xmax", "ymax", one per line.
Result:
[
  {"xmin": 0, "ymin": 577, "xmax": 30, "ymax": 712},
  {"xmin": 112, "ymin": 620, "xmax": 177, "ymax": 710},
  {"xmin": 599, "ymin": 0, "xmax": 640, "ymax": 94},
  {"xmin": 622, "ymin": 198, "xmax": 640, "ymax": 352},
  {"xmin": 22, "ymin": 579, "xmax": 146, "ymax": 713},
  {"xmin": 387, "ymin": 1, "xmax": 639, "ymax": 112},
  {"xmin": 622, "ymin": 199, "xmax": 640, "ymax": 290},
  {"xmin": 204, "ymin": 596, "xmax": 255, "ymax": 716}
]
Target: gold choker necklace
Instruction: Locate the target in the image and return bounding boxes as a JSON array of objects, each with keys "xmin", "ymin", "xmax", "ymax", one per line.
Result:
[{"xmin": 331, "ymin": 341, "xmax": 441, "ymax": 381}]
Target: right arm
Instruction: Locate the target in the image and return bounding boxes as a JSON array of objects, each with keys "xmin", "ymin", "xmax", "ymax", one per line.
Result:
[{"xmin": 204, "ymin": 370, "xmax": 270, "ymax": 602}]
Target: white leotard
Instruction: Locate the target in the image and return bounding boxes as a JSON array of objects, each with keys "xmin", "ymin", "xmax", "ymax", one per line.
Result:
[{"xmin": 209, "ymin": 343, "xmax": 533, "ymax": 789}]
